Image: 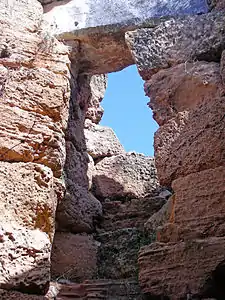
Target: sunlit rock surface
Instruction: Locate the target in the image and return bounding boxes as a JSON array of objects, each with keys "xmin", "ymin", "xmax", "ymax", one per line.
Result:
[{"xmin": 42, "ymin": 0, "xmax": 208, "ymax": 35}]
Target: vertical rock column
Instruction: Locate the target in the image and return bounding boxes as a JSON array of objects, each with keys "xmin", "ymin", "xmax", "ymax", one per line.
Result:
[
  {"xmin": 126, "ymin": 10, "xmax": 225, "ymax": 300},
  {"xmin": 0, "ymin": 0, "xmax": 71, "ymax": 294}
]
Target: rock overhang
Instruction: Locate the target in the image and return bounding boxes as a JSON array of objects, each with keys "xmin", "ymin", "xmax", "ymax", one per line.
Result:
[
  {"xmin": 42, "ymin": 0, "xmax": 208, "ymax": 35},
  {"xmin": 40, "ymin": 0, "xmax": 209, "ymax": 75}
]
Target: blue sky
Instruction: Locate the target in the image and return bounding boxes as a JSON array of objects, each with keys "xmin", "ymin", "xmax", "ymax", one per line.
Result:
[{"xmin": 100, "ymin": 65, "xmax": 158, "ymax": 156}]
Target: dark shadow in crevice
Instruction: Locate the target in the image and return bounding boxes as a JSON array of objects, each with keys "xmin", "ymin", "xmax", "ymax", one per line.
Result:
[{"xmin": 200, "ymin": 260, "xmax": 225, "ymax": 300}]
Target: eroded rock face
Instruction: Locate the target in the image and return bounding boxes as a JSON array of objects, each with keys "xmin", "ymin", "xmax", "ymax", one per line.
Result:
[
  {"xmin": 126, "ymin": 12, "xmax": 225, "ymax": 79},
  {"xmin": 93, "ymin": 152, "xmax": 159, "ymax": 199},
  {"xmin": 51, "ymin": 233, "xmax": 99, "ymax": 282},
  {"xmin": 86, "ymin": 74, "xmax": 107, "ymax": 124},
  {"xmin": 146, "ymin": 62, "xmax": 225, "ymax": 186},
  {"xmin": 0, "ymin": 0, "xmax": 70, "ymax": 178},
  {"xmin": 101, "ymin": 196, "xmax": 166, "ymax": 232},
  {"xmin": 42, "ymin": 0, "xmax": 208, "ymax": 34},
  {"xmin": 0, "ymin": 162, "xmax": 57, "ymax": 240},
  {"xmin": 85, "ymin": 120, "xmax": 125, "ymax": 159},
  {"xmin": 0, "ymin": 0, "xmax": 71, "ymax": 294},
  {"xmin": 139, "ymin": 238, "xmax": 225, "ymax": 299},
  {"xmin": 56, "ymin": 182, "xmax": 102, "ymax": 233},
  {"xmin": 0, "ymin": 162, "xmax": 57, "ymax": 293},
  {"xmin": 0, "ymin": 223, "xmax": 51, "ymax": 294}
]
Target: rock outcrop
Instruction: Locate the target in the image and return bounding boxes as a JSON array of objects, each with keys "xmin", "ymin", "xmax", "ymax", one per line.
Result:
[
  {"xmin": 126, "ymin": 6, "xmax": 225, "ymax": 299},
  {"xmin": 84, "ymin": 120, "xmax": 125, "ymax": 159},
  {"xmin": 93, "ymin": 152, "xmax": 159, "ymax": 199},
  {"xmin": 2, "ymin": 0, "xmax": 225, "ymax": 299}
]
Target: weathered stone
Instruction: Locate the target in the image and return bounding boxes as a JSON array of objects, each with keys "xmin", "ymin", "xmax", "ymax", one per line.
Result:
[
  {"xmin": 93, "ymin": 152, "xmax": 159, "ymax": 199},
  {"xmin": 42, "ymin": 0, "xmax": 208, "ymax": 34},
  {"xmin": 0, "ymin": 223, "xmax": 51, "ymax": 294},
  {"xmin": 144, "ymin": 196, "xmax": 174, "ymax": 234},
  {"xmin": 166, "ymin": 166, "xmax": 225, "ymax": 241},
  {"xmin": 101, "ymin": 196, "xmax": 166, "ymax": 232},
  {"xmin": 84, "ymin": 120, "xmax": 125, "ymax": 159},
  {"xmin": 56, "ymin": 181, "xmax": 102, "ymax": 233},
  {"xmin": 51, "ymin": 233, "xmax": 99, "ymax": 282},
  {"xmin": 41, "ymin": 0, "xmax": 208, "ymax": 74},
  {"xmin": 145, "ymin": 62, "xmax": 225, "ymax": 185},
  {"xmin": 0, "ymin": 162, "xmax": 57, "ymax": 241},
  {"xmin": 87, "ymin": 153, "xmax": 95, "ymax": 190},
  {"xmin": 96, "ymin": 228, "xmax": 141, "ymax": 279},
  {"xmin": 49, "ymin": 280, "xmax": 143, "ymax": 299},
  {"xmin": 138, "ymin": 237, "xmax": 225, "ymax": 299},
  {"xmin": 64, "ymin": 141, "xmax": 89, "ymax": 189},
  {"xmin": 0, "ymin": 0, "xmax": 71, "ymax": 178},
  {"xmin": 126, "ymin": 12, "xmax": 225, "ymax": 79},
  {"xmin": 0, "ymin": 162, "xmax": 57, "ymax": 293},
  {"xmin": 86, "ymin": 74, "xmax": 107, "ymax": 124},
  {"xmin": 0, "ymin": 289, "xmax": 47, "ymax": 300}
]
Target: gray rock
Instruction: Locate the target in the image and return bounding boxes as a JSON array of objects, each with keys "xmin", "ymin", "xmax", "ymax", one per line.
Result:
[
  {"xmin": 86, "ymin": 74, "xmax": 107, "ymax": 124},
  {"xmin": 126, "ymin": 12, "xmax": 225, "ymax": 79},
  {"xmin": 42, "ymin": 0, "xmax": 208, "ymax": 35},
  {"xmin": 93, "ymin": 152, "xmax": 159, "ymax": 199},
  {"xmin": 56, "ymin": 181, "xmax": 102, "ymax": 233},
  {"xmin": 84, "ymin": 120, "xmax": 125, "ymax": 159},
  {"xmin": 42, "ymin": 0, "xmax": 208, "ymax": 74}
]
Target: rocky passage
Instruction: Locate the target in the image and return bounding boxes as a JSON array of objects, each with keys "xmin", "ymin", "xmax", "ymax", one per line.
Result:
[{"xmin": 0, "ymin": 0, "xmax": 225, "ymax": 299}]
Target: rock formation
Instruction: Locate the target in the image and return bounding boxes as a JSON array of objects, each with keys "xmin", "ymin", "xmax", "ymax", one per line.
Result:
[{"xmin": 0, "ymin": 0, "xmax": 225, "ymax": 299}]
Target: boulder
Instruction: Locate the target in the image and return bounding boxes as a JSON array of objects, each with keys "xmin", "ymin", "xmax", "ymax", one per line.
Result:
[
  {"xmin": 41, "ymin": 0, "xmax": 208, "ymax": 74},
  {"xmin": 93, "ymin": 152, "xmax": 159, "ymax": 199},
  {"xmin": 42, "ymin": 0, "xmax": 208, "ymax": 34},
  {"xmin": 126, "ymin": 12, "xmax": 225, "ymax": 79},
  {"xmin": 56, "ymin": 181, "xmax": 102, "ymax": 233},
  {"xmin": 84, "ymin": 120, "xmax": 125, "ymax": 159},
  {"xmin": 51, "ymin": 233, "xmax": 99, "ymax": 282}
]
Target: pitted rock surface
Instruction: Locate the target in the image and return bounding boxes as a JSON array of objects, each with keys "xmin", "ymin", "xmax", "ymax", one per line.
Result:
[
  {"xmin": 51, "ymin": 233, "xmax": 99, "ymax": 282},
  {"xmin": 126, "ymin": 12, "xmax": 225, "ymax": 79},
  {"xmin": 84, "ymin": 120, "xmax": 125, "ymax": 159},
  {"xmin": 93, "ymin": 152, "xmax": 159, "ymax": 199},
  {"xmin": 56, "ymin": 181, "xmax": 102, "ymax": 233},
  {"xmin": 42, "ymin": 0, "xmax": 208, "ymax": 35}
]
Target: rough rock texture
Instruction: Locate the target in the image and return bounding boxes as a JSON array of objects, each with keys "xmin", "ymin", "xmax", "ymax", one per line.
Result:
[
  {"xmin": 209, "ymin": 0, "xmax": 225, "ymax": 10},
  {"xmin": 0, "ymin": 0, "xmax": 71, "ymax": 294},
  {"xmin": 0, "ymin": 223, "xmax": 51, "ymax": 294},
  {"xmin": 93, "ymin": 152, "xmax": 159, "ymax": 199},
  {"xmin": 51, "ymin": 233, "xmax": 99, "ymax": 282},
  {"xmin": 96, "ymin": 228, "xmax": 141, "ymax": 279},
  {"xmin": 0, "ymin": 162, "xmax": 57, "ymax": 240},
  {"xmin": 0, "ymin": 0, "xmax": 70, "ymax": 178},
  {"xmin": 168, "ymin": 166, "xmax": 225, "ymax": 241},
  {"xmin": 42, "ymin": 0, "xmax": 208, "ymax": 34},
  {"xmin": 86, "ymin": 74, "xmax": 107, "ymax": 124},
  {"xmin": 101, "ymin": 196, "xmax": 167, "ymax": 232},
  {"xmin": 56, "ymin": 182, "xmax": 102, "ymax": 233},
  {"xmin": 0, "ymin": 162, "xmax": 57, "ymax": 293},
  {"xmin": 126, "ymin": 12, "xmax": 225, "ymax": 79},
  {"xmin": 57, "ymin": 74, "xmax": 103, "ymax": 234},
  {"xmin": 145, "ymin": 62, "xmax": 225, "ymax": 186},
  {"xmin": 139, "ymin": 238, "xmax": 225, "ymax": 299},
  {"xmin": 85, "ymin": 120, "xmax": 125, "ymax": 159},
  {"xmin": 48, "ymin": 280, "xmax": 143, "ymax": 299},
  {"xmin": 133, "ymin": 12, "xmax": 225, "ymax": 298},
  {"xmin": 41, "ymin": 0, "xmax": 208, "ymax": 75}
]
